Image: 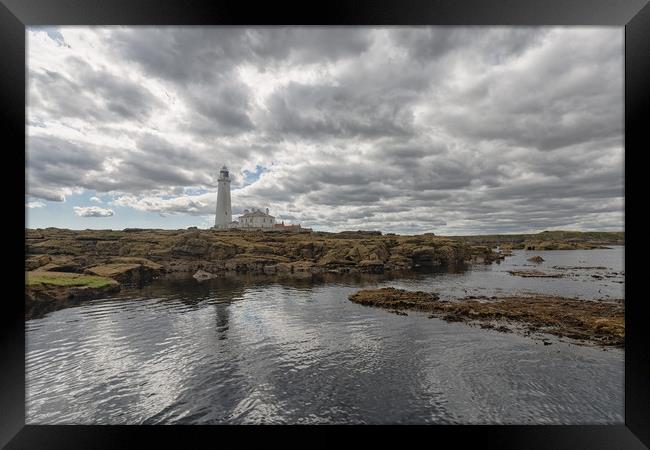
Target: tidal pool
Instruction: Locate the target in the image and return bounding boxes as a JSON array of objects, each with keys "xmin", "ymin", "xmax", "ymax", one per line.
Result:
[{"xmin": 26, "ymin": 247, "xmax": 624, "ymax": 424}]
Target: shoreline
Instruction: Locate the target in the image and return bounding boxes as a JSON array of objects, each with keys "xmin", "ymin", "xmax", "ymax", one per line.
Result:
[{"xmin": 25, "ymin": 229, "xmax": 625, "ymax": 343}]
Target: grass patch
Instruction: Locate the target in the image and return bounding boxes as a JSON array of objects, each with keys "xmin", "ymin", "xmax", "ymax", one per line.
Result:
[{"xmin": 26, "ymin": 272, "xmax": 117, "ymax": 288}]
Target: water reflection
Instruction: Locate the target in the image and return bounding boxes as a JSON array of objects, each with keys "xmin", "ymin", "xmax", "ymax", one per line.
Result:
[{"xmin": 26, "ymin": 247, "xmax": 624, "ymax": 424}]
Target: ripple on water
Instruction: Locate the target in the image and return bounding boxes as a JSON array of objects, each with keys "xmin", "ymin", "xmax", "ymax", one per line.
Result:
[{"xmin": 26, "ymin": 248, "xmax": 624, "ymax": 424}]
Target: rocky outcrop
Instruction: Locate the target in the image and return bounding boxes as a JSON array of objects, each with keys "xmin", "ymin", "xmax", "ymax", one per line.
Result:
[
  {"xmin": 84, "ymin": 258, "xmax": 163, "ymax": 285},
  {"xmin": 26, "ymin": 282, "xmax": 120, "ymax": 303},
  {"xmin": 25, "ymin": 228, "xmax": 503, "ymax": 284},
  {"xmin": 348, "ymin": 288, "xmax": 624, "ymax": 347},
  {"xmin": 25, "ymin": 271, "xmax": 120, "ymax": 303},
  {"xmin": 451, "ymin": 231, "xmax": 623, "ymax": 250}
]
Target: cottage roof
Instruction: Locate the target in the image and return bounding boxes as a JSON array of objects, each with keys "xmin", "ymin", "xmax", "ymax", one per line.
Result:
[{"xmin": 240, "ymin": 209, "xmax": 274, "ymax": 219}]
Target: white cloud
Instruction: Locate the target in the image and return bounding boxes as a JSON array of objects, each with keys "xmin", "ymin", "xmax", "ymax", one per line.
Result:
[
  {"xmin": 73, "ymin": 206, "xmax": 114, "ymax": 217},
  {"xmin": 89, "ymin": 196, "xmax": 102, "ymax": 203},
  {"xmin": 26, "ymin": 200, "xmax": 46, "ymax": 208}
]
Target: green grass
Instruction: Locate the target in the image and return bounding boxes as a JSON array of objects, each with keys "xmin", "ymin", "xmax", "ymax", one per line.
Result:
[{"xmin": 26, "ymin": 272, "xmax": 116, "ymax": 288}]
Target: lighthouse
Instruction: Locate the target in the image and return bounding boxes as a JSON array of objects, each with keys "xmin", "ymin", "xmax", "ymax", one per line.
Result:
[{"xmin": 214, "ymin": 165, "xmax": 232, "ymax": 228}]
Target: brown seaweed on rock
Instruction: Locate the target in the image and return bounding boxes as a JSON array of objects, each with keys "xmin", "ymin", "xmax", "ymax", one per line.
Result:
[{"xmin": 348, "ymin": 288, "xmax": 624, "ymax": 347}]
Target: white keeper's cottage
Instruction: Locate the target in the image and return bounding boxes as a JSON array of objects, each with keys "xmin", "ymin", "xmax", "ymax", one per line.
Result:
[{"xmin": 238, "ymin": 208, "xmax": 275, "ymax": 229}]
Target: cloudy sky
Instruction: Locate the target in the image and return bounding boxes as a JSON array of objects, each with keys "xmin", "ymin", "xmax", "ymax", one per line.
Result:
[{"xmin": 26, "ymin": 26, "xmax": 624, "ymax": 234}]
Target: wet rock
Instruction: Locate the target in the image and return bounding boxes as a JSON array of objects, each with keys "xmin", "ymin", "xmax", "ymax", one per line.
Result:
[
  {"xmin": 347, "ymin": 288, "xmax": 624, "ymax": 348},
  {"xmin": 507, "ymin": 270, "xmax": 563, "ymax": 278},
  {"xmin": 527, "ymin": 256, "xmax": 545, "ymax": 263},
  {"xmin": 348, "ymin": 287, "xmax": 440, "ymax": 309},
  {"xmin": 193, "ymin": 269, "xmax": 218, "ymax": 281}
]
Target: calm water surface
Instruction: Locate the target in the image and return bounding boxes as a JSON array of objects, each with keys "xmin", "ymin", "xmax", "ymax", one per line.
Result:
[{"xmin": 26, "ymin": 247, "xmax": 624, "ymax": 424}]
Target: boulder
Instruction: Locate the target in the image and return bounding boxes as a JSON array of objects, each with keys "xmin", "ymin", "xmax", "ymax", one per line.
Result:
[
  {"xmin": 85, "ymin": 262, "xmax": 162, "ymax": 285},
  {"xmin": 25, "ymin": 255, "xmax": 51, "ymax": 271},
  {"xmin": 193, "ymin": 269, "xmax": 218, "ymax": 281},
  {"xmin": 527, "ymin": 256, "xmax": 545, "ymax": 263}
]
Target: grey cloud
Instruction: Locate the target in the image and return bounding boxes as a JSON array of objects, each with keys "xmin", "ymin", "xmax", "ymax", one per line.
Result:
[
  {"xmin": 183, "ymin": 79, "xmax": 255, "ymax": 136},
  {"xmin": 247, "ymin": 28, "xmax": 373, "ymax": 64},
  {"xmin": 29, "ymin": 57, "xmax": 162, "ymax": 125},
  {"xmin": 27, "ymin": 135, "xmax": 106, "ymax": 200},
  {"xmin": 26, "ymin": 27, "xmax": 624, "ymax": 234},
  {"xmin": 110, "ymin": 28, "xmax": 373, "ymax": 83},
  {"xmin": 427, "ymin": 30, "xmax": 623, "ymax": 151},
  {"xmin": 109, "ymin": 28, "xmax": 250, "ymax": 83},
  {"xmin": 264, "ymin": 82, "xmax": 416, "ymax": 139}
]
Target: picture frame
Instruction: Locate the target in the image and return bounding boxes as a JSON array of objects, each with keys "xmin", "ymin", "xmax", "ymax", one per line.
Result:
[{"xmin": 4, "ymin": 0, "xmax": 648, "ymax": 447}]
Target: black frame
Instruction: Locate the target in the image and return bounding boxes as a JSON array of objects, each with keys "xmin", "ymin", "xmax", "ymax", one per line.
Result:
[{"xmin": 3, "ymin": 0, "xmax": 648, "ymax": 447}]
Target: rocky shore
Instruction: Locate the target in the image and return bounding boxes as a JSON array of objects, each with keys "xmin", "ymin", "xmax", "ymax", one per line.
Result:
[
  {"xmin": 25, "ymin": 228, "xmax": 623, "ymax": 310},
  {"xmin": 25, "ymin": 228, "xmax": 501, "ymax": 301},
  {"xmin": 450, "ymin": 230, "xmax": 623, "ymax": 250},
  {"xmin": 348, "ymin": 288, "xmax": 624, "ymax": 347},
  {"xmin": 25, "ymin": 271, "xmax": 120, "ymax": 318}
]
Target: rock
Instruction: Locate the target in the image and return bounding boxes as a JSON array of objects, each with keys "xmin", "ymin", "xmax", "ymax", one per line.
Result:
[
  {"xmin": 84, "ymin": 262, "xmax": 162, "ymax": 285},
  {"xmin": 209, "ymin": 242, "xmax": 239, "ymax": 260},
  {"xmin": 96, "ymin": 240, "xmax": 122, "ymax": 255},
  {"xmin": 527, "ymin": 256, "xmax": 545, "ymax": 263},
  {"xmin": 25, "ymin": 255, "xmax": 51, "ymax": 271},
  {"xmin": 348, "ymin": 287, "xmax": 440, "ymax": 309},
  {"xmin": 25, "ymin": 228, "xmax": 503, "ymax": 282},
  {"xmin": 193, "ymin": 269, "xmax": 218, "ymax": 281},
  {"xmin": 25, "ymin": 271, "xmax": 120, "ymax": 303},
  {"xmin": 292, "ymin": 260, "xmax": 316, "ymax": 273},
  {"xmin": 348, "ymin": 288, "xmax": 625, "ymax": 348},
  {"xmin": 171, "ymin": 238, "xmax": 209, "ymax": 257},
  {"xmin": 507, "ymin": 270, "xmax": 563, "ymax": 278},
  {"xmin": 358, "ymin": 259, "xmax": 385, "ymax": 273},
  {"xmin": 263, "ymin": 262, "xmax": 293, "ymax": 274},
  {"xmin": 109, "ymin": 257, "xmax": 163, "ymax": 270},
  {"xmin": 33, "ymin": 261, "xmax": 82, "ymax": 273}
]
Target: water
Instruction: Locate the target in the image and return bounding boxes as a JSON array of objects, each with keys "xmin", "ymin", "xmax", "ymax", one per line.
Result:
[{"xmin": 26, "ymin": 247, "xmax": 624, "ymax": 424}]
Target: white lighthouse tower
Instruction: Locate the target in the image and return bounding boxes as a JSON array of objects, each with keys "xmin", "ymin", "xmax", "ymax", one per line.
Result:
[{"xmin": 214, "ymin": 165, "xmax": 232, "ymax": 228}]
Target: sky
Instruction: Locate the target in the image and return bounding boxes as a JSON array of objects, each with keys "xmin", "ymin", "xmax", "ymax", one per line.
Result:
[{"xmin": 26, "ymin": 26, "xmax": 624, "ymax": 235}]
